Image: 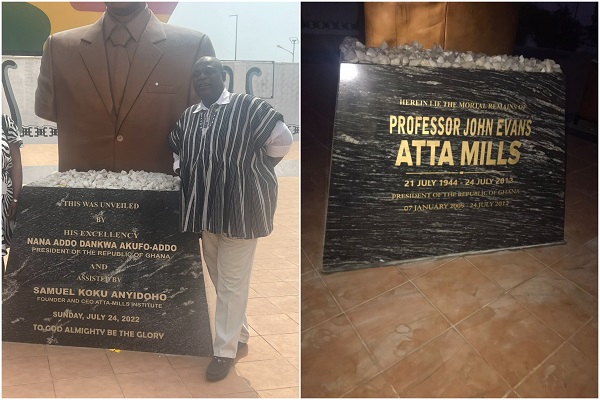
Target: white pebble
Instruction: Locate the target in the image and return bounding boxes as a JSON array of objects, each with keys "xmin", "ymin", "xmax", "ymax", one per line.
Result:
[
  {"xmin": 30, "ymin": 170, "xmax": 181, "ymax": 191},
  {"xmin": 338, "ymin": 36, "xmax": 561, "ymax": 73}
]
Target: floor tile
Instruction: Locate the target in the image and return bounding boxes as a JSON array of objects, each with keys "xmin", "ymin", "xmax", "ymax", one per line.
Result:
[
  {"xmin": 342, "ymin": 374, "xmax": 397, "ymax": 398},
  {"xmin": 524, "ymin": 236, "xmax": 581, "ymax": 266},
  {"xmin": 256, "ymin": 387, "xmax": 299, "ymax": 398},
  {"xmin": 566, "ymin": 174, "xmax": 597, "ymax": 207},
  {"xmin": 247, "ymin": 314, "xmax": 298, "ymax": 336},
  {"xmin": 3, "ymin": 356, "xmax": 52, "ymax": 386},
  {"xmin": 565, "ymin": 198, "xmax": 598, "ymax": 245},
  {"xmin": 234, "ymin": 359, "xmax": 298, "ymax": 391},
  {"xmin": 262, "ymin": 333, "xmax": 298, "ymax": 365},
  {"xmin": 251, "ymin": 281, "xmax": 298, "ymax": 297},
  {"xmin": 167, "ymin": 355, "xmax": 211, "ymax": 370},
  {"xmin": 301, "ymin": 274, "xmax": 342, "ymax": 330},
  {"xmin": 347, "ymin": 283, "xmax": 450, "ymax": 370},
  {"xmin": 395, "ymin": 256, "xmax": 456, "ymax": 280},
  {"xmin": 116, "ymin": 368, "xmax": 192, "ymax": 397},
  {"xmin": 515, "ymin": 343, "xmax": 598, "ymax": 398},
  {"xmin": 511, "ymin": 269, "xmax": 597, "ymax": 338},
  {"xmin": 267, "ymin": 295, "xmax": 299, "ymax": 314},
  {"xmin": 235, "ymin": 335, "xmax": 282, "ymax": 363},
  {"xmin": 457, "ymin": 295, "xmax": 563, "ymax": 386},
  {"xmin": 247, "ymin": 326, "xmax": 259, "ymax": 337},
  {"xmin": 466, "ymin": 250, "xmax": 546, "ymax": 291},
  {"xmin": 568, "ymin": 317, "xmax": 598, "ymax": 363},
  {"xmin": 565, "ymin": 181, "xmax": 594, "ymax": 206},
  {"xmin": 268, "ymin": 268, "xmax": 299, "ymax": 282},
  {"xmin": 321, "ymin": 266, "xmax": 407, "ymax": 311},
  {"xmin": 106, "ymin": 350, "xmax": 173, "ymax": 374},
  {"xmin": 216, "ymin": 391, "xmax": 259, "ymax": 397},
  {"xmin": 1, "ymin": 381, "xmax": 56, "ymax": 398},
  {"xmin": 300, "ymin": 230, "xmax": 325, "ymax": 272},
  {"xmin": 566, "ymin": 153, "xmax": 593, "ymax": 174},
  {"xmin": 53, "ymin": 375, "xmax": 124, "ymax": 397},
  {"xmin": 250, "ymin": 270, "xmax": 280, "ymax": 284},
  {"xmin": 569, "ymin": 164, "xmax": 598, "ymax": 195},
  {"xmin": 301, "ymin": 249, "xmax": 316, "ymax": 274},
  {"xmin": 247, "ymin": 287, "xmax": 262, "ymax": 299},
  {"xmin": 583, "ymin": 237, "xmax": 598, "ymax": 254},
  {"xmin": 246, "ymin": 297, "xmax": 286, "ymax": 316},
  {"xmin": 287, "ymin": 312, "xmax": 299, "ymax": 324},
  {"xmin": 301, "ymin": 269, "xmax": 319, "ymax": 282},
  {"xmin": 386, "ymin": 328, "xmax": 510, "ymax": 397},
  {"xmin": 48, "ymin": 351, "xmax": 113, "ymax": 380},
  {"xmin": 414, "ymin": 258, "xmax": 503, "ymax": 323},
  {"xmin": 254, "ymin": 254, "xmax": 298, "ymax": 268},
  {"xmin": 272, "ymin": 220, "xmax": 299, "ymax": 235},
  {"xmin": 175, "ymin": 365, "xmax": 253, "ymax": 397},
  {"xmin": 2, "ymin": 342, "xmax": 47, "ymax": 359},
  {"xmin": 550, "ymin": 245, "xmax": 598, "ymax": 296},
  {"xmin": 301, "ymin": 314, "xmax": 380, "ymax": 398}
]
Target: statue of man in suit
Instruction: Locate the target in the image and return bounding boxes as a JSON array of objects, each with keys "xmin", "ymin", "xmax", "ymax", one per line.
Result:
[{"xmin": 35, "ymin": 2, "xmax": 215, "ymax": 174}]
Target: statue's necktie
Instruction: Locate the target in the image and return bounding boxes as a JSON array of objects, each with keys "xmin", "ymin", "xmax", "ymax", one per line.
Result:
[{"xmin": 109, "ymin": 25, "xmax": 131, "ymax": 114}]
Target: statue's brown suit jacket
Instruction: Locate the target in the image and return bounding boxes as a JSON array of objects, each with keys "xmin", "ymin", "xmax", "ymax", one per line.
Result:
[{"xmin": 35, "ymin": 11, "xmax": 215, "ymax": 174}]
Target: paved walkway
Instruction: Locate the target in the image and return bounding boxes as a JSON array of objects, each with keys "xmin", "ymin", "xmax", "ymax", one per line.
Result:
[{"xmin": 3, "ymin": 141, "xmax": 299, "ymax": 398}]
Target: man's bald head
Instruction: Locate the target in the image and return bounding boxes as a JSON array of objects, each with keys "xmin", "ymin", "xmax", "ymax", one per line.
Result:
[
  {"xmin": 193, "ymin": 56, "xmax": 225, "ymax": 74},
  {"xmin": 192, "ymin": 56, "xmax": 227, "ymax": 106}
]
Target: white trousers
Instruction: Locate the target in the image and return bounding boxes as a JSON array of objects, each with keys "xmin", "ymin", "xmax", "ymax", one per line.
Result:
[{"xmin": 201, "ymin": 231, "xmax": 258, "ymax": 358}]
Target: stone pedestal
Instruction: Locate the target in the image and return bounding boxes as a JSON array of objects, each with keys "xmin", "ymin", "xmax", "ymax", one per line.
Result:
[
  {"xmin": 323, "ymin": 63, "xmax": 565, "ymax": 273},
  {"xmin": 3, "ymin": 186, "xmax": 213, "ymax": 356}
]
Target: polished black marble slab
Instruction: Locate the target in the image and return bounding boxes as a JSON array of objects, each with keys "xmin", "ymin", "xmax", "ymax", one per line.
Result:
[
  {"xmin": 3, "ymin": 186, "xmax": 212, "ymax": 356},
  {"xmin": 323, "ymin": 63, "xmax": 565, "ymax": 273}
]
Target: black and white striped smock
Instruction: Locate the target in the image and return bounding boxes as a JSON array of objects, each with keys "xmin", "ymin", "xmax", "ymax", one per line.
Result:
[
  {"xmin": 169, "ymin": 93, "xmax": 283, "ymax": 239},
  {"xmin": 2, "ymin": 114, "xmax": 23, "ymax": 256}
]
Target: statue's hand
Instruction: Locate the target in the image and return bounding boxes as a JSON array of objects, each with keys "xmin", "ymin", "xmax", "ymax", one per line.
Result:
[{"xmin": 8, "ymin": 201, "xmax": 18, "ymax": 220}]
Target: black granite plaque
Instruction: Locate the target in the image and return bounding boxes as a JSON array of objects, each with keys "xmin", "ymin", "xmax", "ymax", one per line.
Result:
[
  {"xmin": 3, "ymin": 186, "xmax": 213, "ymax": 356},
  {"xmin": 323, "ymin": 63, "xmax": 565, "ymax": 273}
]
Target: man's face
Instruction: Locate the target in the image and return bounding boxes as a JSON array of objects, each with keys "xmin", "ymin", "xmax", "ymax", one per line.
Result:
[
  {"xmin": 192, "ymin": 60, "xmax": 225, "ymax": 102},
  {"xmin": 105, "ymin": 2, "xmax": 145, "ymax": 16}
]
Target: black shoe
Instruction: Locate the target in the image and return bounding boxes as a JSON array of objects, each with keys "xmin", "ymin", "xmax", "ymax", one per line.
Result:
[{"xmin": 206, "ymin": 356, "xmax": 233, "ymax": 382}]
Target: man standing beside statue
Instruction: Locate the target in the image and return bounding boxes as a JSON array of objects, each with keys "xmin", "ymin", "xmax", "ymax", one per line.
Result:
[
  {"xmin": 169, "ymin": 56, "xmax": 293, "ymax": 382},
  {"xmin": 35, "ymin": 2, "xmax": 215, "ymax": 174}
]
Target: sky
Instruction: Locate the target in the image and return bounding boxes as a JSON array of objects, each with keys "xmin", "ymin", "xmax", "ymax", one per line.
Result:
[{"xmin": 169, "ymin": 2, "xmax": 300, "ymax": 63}]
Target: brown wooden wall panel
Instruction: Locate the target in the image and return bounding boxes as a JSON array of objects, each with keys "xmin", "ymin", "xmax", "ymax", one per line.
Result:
[{"xmin": 365, "ymin": 2, "xmax": 518, "ymax": 55}]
